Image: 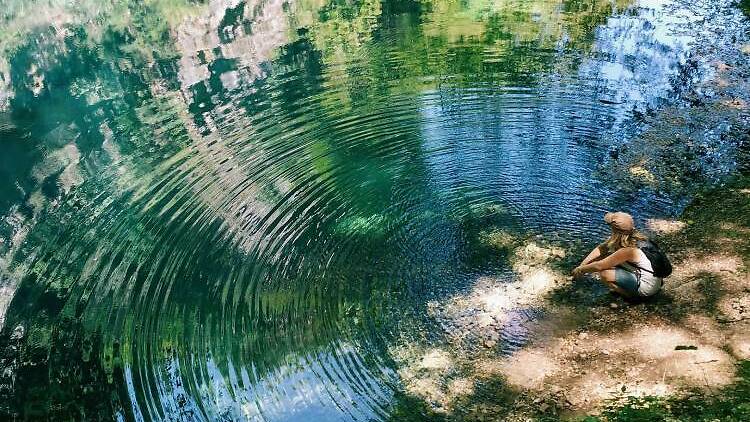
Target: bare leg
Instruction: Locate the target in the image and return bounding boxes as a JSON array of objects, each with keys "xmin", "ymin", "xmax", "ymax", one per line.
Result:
[{"xmin": 599, "ymin": 269, "xmax": 633, "ymax": 298}]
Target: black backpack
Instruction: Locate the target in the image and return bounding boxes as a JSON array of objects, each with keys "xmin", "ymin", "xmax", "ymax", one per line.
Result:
[{"xmin": 632, "ymin": 240, "xmax": 673, "ymax": 278}]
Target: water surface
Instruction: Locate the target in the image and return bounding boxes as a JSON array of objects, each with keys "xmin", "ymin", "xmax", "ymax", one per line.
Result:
[{"xmin": 0, "ymin": 0, "xmax": 747, "ymax": 419}]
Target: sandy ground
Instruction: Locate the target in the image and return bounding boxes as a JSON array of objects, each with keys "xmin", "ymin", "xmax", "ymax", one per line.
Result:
[
  {"xmin": 388, "ymin": 35, "xmax": 750, "ymax": 420},
  {"xmin": 390, "ymin": 195, "xmax": 749, "ymax": 420}
]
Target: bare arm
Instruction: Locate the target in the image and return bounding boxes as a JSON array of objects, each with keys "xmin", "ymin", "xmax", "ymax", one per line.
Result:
[
  {"xmin": 573, "ymin": 247, "xmax": 637, "ymax": 276},
  {"xmin": 579, "ymin": 244, "xmax": 605, "ymax": 266}
]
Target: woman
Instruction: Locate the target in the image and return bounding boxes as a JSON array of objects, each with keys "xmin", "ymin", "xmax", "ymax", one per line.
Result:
[{"xmin": 572, "ymin": 212, "xmax": 663, "ymax": 298}]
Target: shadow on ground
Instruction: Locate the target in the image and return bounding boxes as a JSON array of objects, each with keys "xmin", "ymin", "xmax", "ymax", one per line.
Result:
[{"xmin": 387, "ymin": 176, "xmax": 750, "ymax": 421}]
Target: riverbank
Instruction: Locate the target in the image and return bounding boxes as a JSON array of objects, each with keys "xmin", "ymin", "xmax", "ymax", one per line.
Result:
[
  {"xmin": 390, "ymin": 34, "xmax": 750, "ymax": 419},
  {"xmin": 526, "ymin": 174, "xmax": 750, "ymax": 420},
  {"xmin": 389, "ymin": 177, "xmax": 750, "ymax": 422},
  {"xmin": 590, "ymin": 176, "xmax": 750, "ymax": 421}
]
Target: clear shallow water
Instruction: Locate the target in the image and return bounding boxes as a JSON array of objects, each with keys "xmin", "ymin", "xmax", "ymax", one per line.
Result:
[{"xmin": 0, "ymin": 0, "xmax": 747, "ymax": 420}]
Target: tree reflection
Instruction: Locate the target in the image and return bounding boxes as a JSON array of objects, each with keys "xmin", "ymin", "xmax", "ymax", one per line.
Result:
[{"xmin": 0, "ymin": 0, "xmax": 655, "ymax": 419}]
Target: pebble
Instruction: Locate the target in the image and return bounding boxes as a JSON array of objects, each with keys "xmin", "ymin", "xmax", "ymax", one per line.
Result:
[
  {"xmin": 610, "ymin": 302, "xmax": 619, "ymax": 309},
  {"xmin": 579, "ymin": 332, "xmax": 589, "ymax": 340},
  {"xmin": 484, "ymin": 340, "xmax": 497, "ymax": 349}
]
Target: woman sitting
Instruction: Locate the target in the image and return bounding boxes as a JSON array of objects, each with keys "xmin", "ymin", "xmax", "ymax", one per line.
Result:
[{"xmin": 572, "ymin": 212, "xmax": 663, "ymax": 298}]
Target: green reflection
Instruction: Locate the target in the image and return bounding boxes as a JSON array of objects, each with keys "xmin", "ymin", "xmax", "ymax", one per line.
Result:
[{"xmin": 0, "ymin": 0, "xmax": 647, "ymax": 419}]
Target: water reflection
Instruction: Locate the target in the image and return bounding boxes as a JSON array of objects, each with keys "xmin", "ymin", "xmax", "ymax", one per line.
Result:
[{"xmin": 0, "ymin": 0, "xmax": 746, "ymax": 420}]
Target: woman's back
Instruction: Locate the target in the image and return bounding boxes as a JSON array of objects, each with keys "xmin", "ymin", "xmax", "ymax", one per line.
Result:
[
  {"xmin": 623, "ymin": 248, "xmax": 662, "ymax": 296},
  {"xmin": 574, "ymin": 212, "xmax": 665, "ymax": 298}
]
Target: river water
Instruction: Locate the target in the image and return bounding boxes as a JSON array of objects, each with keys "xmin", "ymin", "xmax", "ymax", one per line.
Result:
[{"xmin": 0, "ymin": 0, "xmax": 748, "ymax": 420}]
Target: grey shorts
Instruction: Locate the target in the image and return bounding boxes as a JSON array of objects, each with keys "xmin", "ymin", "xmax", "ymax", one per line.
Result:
[{"xmin": 614, "ymin": 267, "xmax": 640, "ymax": 295}]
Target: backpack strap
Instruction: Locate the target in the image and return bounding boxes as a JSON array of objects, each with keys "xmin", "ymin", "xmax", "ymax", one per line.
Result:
[
  {"xmin": 626, "ymin": 261, "xmax": 655, "ymax": 275},
  {"xmin": 630, "ymin": 243, "xmax": 656, "ymax": 275}
]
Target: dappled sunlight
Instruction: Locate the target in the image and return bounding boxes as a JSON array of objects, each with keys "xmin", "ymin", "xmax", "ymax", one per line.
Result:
[
  {"xmin": 511, "ymin": 242, "xmax": 567, "ymax": 268},
  {"xmin": 392, "ymin": 347, "xmax": 476, "ymax": 413},
  {"xmin": 390, "ymin": 239, "xmax": 572, "ymax": 412},
  {"xmin": 717, "ymin": 291, "xmax": 750, "ymax": 322},
  {"xmin": 489, "ymin": 323, "xmax": 736, "ymax": 412},
  {"xmin": 663, "ymin": 252, "xmax": 748, "ymax": 337},
  {"xmin": 477, "ymin": 349, "xmax": 561, "ymax": 389},
  {"xmin": 419, "ymin": 349, "xmax": 454, "ymax": 371},
  {"xmin": 447, "ymin": 377, "xmax": 474, "ymax": 398},
  {"xmin": 628, "ymin": 165, "xmax": 657, "ymax": 184},
  {"xmin": 2, "ymin": 0, "xmax": 749, "ymax": 418},
  {"xmin": 719, "ymin": 98, "xmax": 748, "ymax": 110},
  {"xmin": 517, "ymin": 268, "xmax": 559, "ymax": 298},
  {"xmin": 481, "ymin": 287, "xmax": 514, "ymax": 313},
  {"xmin": 478, "ymin": 228, "xmax": 517, "ymax": 251},
  {"xmin": 626, "ymin": 326, "xmax": 733, "ymax": 377},
  {"xmin": 425, "ymin": 240, "xmax": 568, "ymax": 345},
  {"xmin": 646, "ymin": 218, "xmax": 687, "ymax": 235},
  {"xmin": 669, "ymin": 253, "xmax": 743, "ymax": 281},
  {"xmin": 388, "ymin": 239, "xmax": 582, "ymax": 415},
  {"xmin": 394, "ymin": 315, "xmax": 742, "ymax": 414},
  {"xmin": 681, "ymin": 314, "xmax": 729, "ymax": 346},
  {"xmin": 665, "ymin": 252, "xmax": 745, "ymax": 317},
  {"xmin": 392, "ymin": 221, "xmax": 750, "ymax": 416},
  {"xmin": 718, "ymin": 221, "xmax": 750, "ymax": 235},
  {"xmin": 727, "ymin": 323, "xmax": 750, "ymax": 359}
]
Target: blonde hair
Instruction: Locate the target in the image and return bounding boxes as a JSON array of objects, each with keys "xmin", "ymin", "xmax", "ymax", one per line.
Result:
[{"xmin": 602, "ymin": 229, "xmax": 647, "ymax": 254}]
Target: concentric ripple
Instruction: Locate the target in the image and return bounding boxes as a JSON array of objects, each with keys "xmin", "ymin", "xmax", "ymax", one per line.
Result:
[{"xmin": 0, "ymin": 0, "xmax": 747, "ymax": 420}]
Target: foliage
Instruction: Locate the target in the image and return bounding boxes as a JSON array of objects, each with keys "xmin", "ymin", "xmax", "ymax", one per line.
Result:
[
  {"xmin": 5, "ymin": 0, "xmax": 737, "ymax": 420},
  {"xmin": 740, "ymin": 0, "xmax": 750, "ymax": 16},
  {"xmin": 302, "ymin": 0, "xmax": 635, "ymax": 111}
]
